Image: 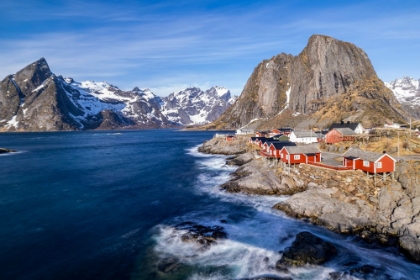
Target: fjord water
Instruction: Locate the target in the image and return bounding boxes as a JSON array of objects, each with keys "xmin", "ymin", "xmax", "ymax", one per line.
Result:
[{"xmin": 0, "ymin": 130, "xmax": 419, "ymax": 279}]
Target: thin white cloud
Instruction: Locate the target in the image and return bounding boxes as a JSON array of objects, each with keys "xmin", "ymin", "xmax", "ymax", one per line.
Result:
[{"xmin": 0, "ymin": 0, "xmax": 419, "ymax": 93}]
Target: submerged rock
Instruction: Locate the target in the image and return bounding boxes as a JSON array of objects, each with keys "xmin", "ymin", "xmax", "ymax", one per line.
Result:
[
  {"xmin": 276, "ymin": 231, "xmax": 337, "ymax": 270},
  {"xmin": 175, "ymin": 222, "xmax": 227, "ymax": 249}
]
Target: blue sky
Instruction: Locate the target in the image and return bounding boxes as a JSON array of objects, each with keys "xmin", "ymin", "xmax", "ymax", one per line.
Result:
[{"xmin": 0, "ymin": 0, "xmax": 419, "ymax": 97}]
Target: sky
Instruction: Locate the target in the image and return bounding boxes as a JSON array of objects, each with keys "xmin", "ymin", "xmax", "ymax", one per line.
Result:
[{"xmin": 0, "ymin": 0, "xmax": 419, "ymax": 97}]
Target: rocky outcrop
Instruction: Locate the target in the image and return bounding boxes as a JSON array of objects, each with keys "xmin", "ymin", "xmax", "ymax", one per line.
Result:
[
  {"xmin": 174, "ymin": 222, "xmax": 227, "ymax": 250},
  {"xmin": 0, "ymin": 148, "xmax": 16, "ymax": 154},
  {"xmin": 226, "ymin": 152, "xmax": 254, "ymax": 166},
  {"xmin": 198, "ymin": 136, "xmax": 248, "ymax": 155},
  {"xmin": 273, "ymin": 161, "xmax": 420, "ymax": 263},
  {"xmin": 207, "ymin": 35, "xmax": 409, "ymax": 130},
  {"xmin": 221, "ymin": 159, "xmax": 306, "ymax": 195},
  {"xmin": 276, "ymin": 231, "xmax": 337, "ymax": 271}
]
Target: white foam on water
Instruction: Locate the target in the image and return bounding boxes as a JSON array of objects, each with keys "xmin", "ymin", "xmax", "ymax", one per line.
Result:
[{"xmin": 151, "ymin": 145, "xmax": 420, "ymax": 279}]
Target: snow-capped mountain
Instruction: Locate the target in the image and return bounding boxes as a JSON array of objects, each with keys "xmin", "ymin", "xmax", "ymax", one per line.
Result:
[
  {"xmin": 385, "ymin": 77, "xmax": 420, "ymax": 119},
  {"xmin": 0, "ymin": 58, "xmax": 235, "ymax": 131},
  {"xmin": 161, "ymin": 86, "xmax": 236, "ymax": 125}
]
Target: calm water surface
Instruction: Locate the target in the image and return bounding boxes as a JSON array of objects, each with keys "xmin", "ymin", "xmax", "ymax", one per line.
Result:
[{"xmin": 0, "ymin": 130, "xmax": 419, "ymax": 279}]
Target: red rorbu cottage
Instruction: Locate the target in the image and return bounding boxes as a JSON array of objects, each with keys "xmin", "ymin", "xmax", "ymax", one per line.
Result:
[
  {"xmin": 226, "ymin": 135, "xmax": 236, "ymax": 142},
  {"xmin": 279, "ymin": 145, "xmax": 321, "ymax": 165},
  {"xmin": 325, "ymin": 128, "xmax": 357, "ymax": 144},
  {"xmin": 342, "ymin": 148, "xmax": 396, "ymax": 174},
  {"xmin": 268, "ymin": 142, "xmax": 297, "ymax": 158}
]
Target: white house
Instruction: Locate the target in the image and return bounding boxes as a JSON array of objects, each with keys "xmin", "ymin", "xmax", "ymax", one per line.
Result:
[
  {"xmin": 235, "ymin": 128, "xmax": 255, "ymax": 135},
  {"xmin": 289, "ymin": 131, "xmax": 318, "ymax": 144}
]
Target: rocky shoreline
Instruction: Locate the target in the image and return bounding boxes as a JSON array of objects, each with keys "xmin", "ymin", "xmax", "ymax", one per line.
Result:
[{"xmin": 198, "ymin": 136, "xmax": 420, "ymax": 264}]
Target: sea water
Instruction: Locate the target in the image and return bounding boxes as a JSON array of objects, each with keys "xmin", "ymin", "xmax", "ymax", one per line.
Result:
[{"xmin": 0, "ymin": 130, "xmax": 419, "ymax": 279}]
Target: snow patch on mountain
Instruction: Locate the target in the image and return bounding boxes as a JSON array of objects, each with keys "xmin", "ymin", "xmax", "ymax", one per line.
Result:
[
  {"xmin": 160, "ymin": 86, "xmax": 236, "ymax": 125},
  {"xmin": 385, "ymin": 77, "xmax": 420, "ymax": 108},
  {"xmin": 386, "ymin": 76, "xmax": 420, "ymax": 119}
]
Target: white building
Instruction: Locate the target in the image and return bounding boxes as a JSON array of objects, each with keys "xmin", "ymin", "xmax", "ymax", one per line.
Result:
[{"xmin": 289, "ymin": 131, "xmax": 318, "ymax": 144}]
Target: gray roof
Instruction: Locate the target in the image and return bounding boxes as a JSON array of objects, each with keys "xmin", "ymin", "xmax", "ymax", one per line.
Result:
[
  {"xmin": 329, "ymin": 122, "xmax": 361, "ymax": 131},
  {"xmin": 342, "ymin": 148, "xmax": 395, "ymax": 162},
  {"xmin": 334, "ymin": 127, "xmax": 358, "ymax": 136},
  {"xmin": 284, "ymin": 145, "xmax": 321, "ymax": 154},
  {"xmin": 293, "ymin": 131, "xmax": 318, "ymax": 138}
]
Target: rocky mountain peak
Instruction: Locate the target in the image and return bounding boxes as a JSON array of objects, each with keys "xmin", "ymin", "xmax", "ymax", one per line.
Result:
[
  {"xmin": 206, "ymin": 34, "xmax": 409, "ymax": 130},
  {"xmin": 386, "ymin": 76, "xmax": 420, "ymax": 119},
  {"xmin": 14, "ymin": 57, "xmax": 52, "ymax": 94}
]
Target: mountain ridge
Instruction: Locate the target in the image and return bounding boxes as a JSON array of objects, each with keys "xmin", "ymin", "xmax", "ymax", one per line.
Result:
[
  {"xmin": 385, "ymin": 77, "xmax": 420, "ymax": 119},
  {"xmin": 0, "ymin": 58, "xmax": 234, "ymax": 131}
]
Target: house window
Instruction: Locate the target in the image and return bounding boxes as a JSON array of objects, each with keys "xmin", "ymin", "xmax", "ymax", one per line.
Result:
[
  {"xmin": 294, "ymin": 155, "xmax": 300, "ymax": 160},
  {"xmin": 363, "ymin": 160, "xmax": 369, "ymax": 167},
  {"xmin": 286, "ymin": 155, "xmax": 289, "ymax": 160},
  {"xmin": 281, "ymin": 154, "xmax": 283, "ymax": 158},
  {"xmin": 376, "ymin": 162, "xmax": 382, "ymax": 168}
]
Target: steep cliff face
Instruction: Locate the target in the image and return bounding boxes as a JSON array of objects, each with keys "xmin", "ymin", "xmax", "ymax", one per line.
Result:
[
  {"xmin": 0, "ymin": 59, "xmax": 78, "ymax": 131},
  {"xmin": 209, "ymin": 35, "xmax": 409, "ymax": 130}
]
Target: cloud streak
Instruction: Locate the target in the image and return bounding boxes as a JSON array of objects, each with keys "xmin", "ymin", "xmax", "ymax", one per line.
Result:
[{"xmin": 0, "ymin": 0, "xmax": 419, "ymax": 96}]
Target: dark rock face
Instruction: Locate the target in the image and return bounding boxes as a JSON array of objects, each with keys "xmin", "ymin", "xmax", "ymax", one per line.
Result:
[
  {"xmin": 276, "ymin": 231, "xmax": 337, "ymax": 270},
  {"xmin": 0, "ymin": 148, "xmax": 16, "ymax": 154},
  {"xmin": 175, "ymin": 222, "xmax": 227, "ymax": 249},
  {"xmin": 210, "ymin": 34, "xmax": 408, "ymax": 129}
]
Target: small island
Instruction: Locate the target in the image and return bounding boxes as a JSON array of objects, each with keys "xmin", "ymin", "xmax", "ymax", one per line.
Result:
[{"xmin": 0, "ymin": 148, "xmax": 16, "ymax": 154}]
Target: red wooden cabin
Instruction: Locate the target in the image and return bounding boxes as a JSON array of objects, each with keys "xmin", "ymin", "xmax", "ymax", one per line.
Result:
[
  {"xmin": 226, "ymin": 135, "xmax": 236, "ymax": 142},
  {"xmin": 342, "ymin": 148, "xmax": 396, "ymax": 173},
  {"xmin": 325, "ymin": 128, "xmax": 357, "ymax": 144},
  {"xmin": 279, "ymin": 145, "xmax": 321, "ymax": 164},
  {"xmin": 269, "ymin": 142, "xmax": 297, "ymax": 158}
]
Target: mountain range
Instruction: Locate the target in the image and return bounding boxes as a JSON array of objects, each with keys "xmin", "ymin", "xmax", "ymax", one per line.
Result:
[
  {"xmin": 0, "ymin": 58, "xmax": 235, "ymax": 131},
  {"xmin": 205, "ymin": 34, "xmax": 411, "ymax": 130},
  {"xmin": 385, "ymin": 77, "xmax": 420, "ymax": 119}
]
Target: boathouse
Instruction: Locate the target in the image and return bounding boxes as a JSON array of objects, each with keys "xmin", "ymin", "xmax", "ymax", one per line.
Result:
[
  {"xmin": 268, "ymin": 142, "xmax": 297, "ymax": 158},
  {"xmin": 329, "ymin": 121, "xmax": 365, "ymax": 134},
  {"xmin": 342, "ymin": 148, "xmax": 396, "ymax": 173},
  {"xmin": 325, "ymin": 128, "xmax": 358, "ymax": 144},
  {"xmin": 279, "ymin": 145, "xmax": 321, "ymax": 164}
]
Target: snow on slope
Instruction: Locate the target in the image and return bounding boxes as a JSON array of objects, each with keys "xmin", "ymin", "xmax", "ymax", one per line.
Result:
[
  {"xmin": 385, "ymin": 77, "xmax": 420, "ymax": 108},
  {"xmin": 56, "ymin": 78, "xmax": 234, "ymax": 128},
  {"xmin": 59, "ymin": 78, "xmax": 168, "ymax": 128},
  {"xmin": 160, "ymin": 86, "xmax": 236, "ymax": 125}
]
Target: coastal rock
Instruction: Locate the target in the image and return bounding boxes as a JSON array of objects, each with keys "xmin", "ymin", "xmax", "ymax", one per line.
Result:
[
  {"xmin": 175, "ymin": 222, "xmax": 227, "ymax": 249},
  {"xmin": 226, "ymin": 152, "xmax": 254, "ymax": 166},
  {"xmin": 198, "ymin": 136, "xmax": 247, "ymax": 155},
  {"xmin": 221, "ymin": 160, "xmax": 305, "ymax": 195},
  {"xmin": 274, "ymin": 188, "xmax": 374, "ymax": 233},
  {"xmin": 276, "ymin": 231, "xmax": 337, "ymax": 269}
]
